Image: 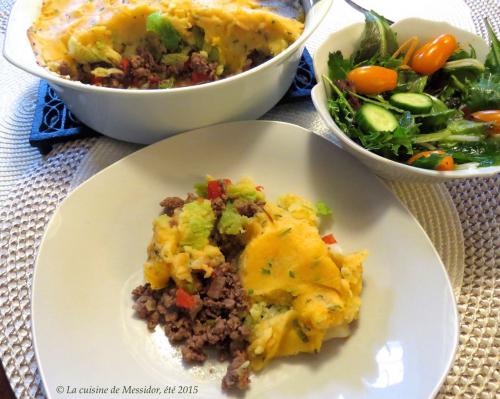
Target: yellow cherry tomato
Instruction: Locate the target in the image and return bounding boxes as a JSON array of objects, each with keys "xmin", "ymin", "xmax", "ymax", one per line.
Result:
[
  {"xmin": 407, "ymin": 150, "xmax": 455, "ymax": 171},
  {"xmin": 346, "ymin": 66, "xmax": 398, "ymax": 95},
  {"xmin": 471, "ymin": 110, "xmax": 500, "ymax": 134},
  {"xmin": 411, "ymin": 34, "xmax": 458, "ymax": 75}
]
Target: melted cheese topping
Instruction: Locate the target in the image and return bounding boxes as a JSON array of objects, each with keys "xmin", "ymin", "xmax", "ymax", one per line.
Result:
[{"xmin": 28, "ymin": 0, "xmax": 304, "ymax": 75}]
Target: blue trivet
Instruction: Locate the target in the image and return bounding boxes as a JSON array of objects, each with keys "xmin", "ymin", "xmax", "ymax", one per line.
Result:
[
  {"xmin": 30, "ymin": 81, "xmax": 98, "ymax": 154},
  {"xmin": 283, "ymin": 47, "xmax": 316, "ymax": 100},
  {"xmin": 30, "ymin": 49, "xmax": 316, "ymax": 154}
]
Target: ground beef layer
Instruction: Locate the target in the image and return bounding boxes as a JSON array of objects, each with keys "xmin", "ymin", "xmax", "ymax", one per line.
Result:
[
  {"xmin": 132, "ymin": 184, "xmax": 265, "ymax": 390},
  {"xmin": 132, "ymin": 261, "xmax": 251, "ymax": 391},
  {"xmin": 69, "ymin": 47, "xmax": 270, "ymax": 89}
]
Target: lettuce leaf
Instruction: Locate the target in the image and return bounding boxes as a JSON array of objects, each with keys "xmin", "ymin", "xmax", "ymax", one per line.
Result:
[
  {"xmin": 352, "ymin": 11, "xmax": 398, "ymax": 64},
  {"xmin": 444, "ymin": 140, "xmax": 500, "ymax": 166},
  {"xmin": 359, "ymin": 112, "xmax": 418, "ymax": 157},
  {"xmin": 463, "ymin": 73, "xmax": 500, "ymax": 111},
  {"xmin": 485, "ymin": 19, "xmax": 500, "ymax": 75},
  {"xmin": 410, "ymin": 153, "xmax": 446, "ymax": 170},
  {"xmin": 395, "ymin": 70, "xmax": 428, "ymax": 93},
  {"xmin": 328, "ymin": 51, "xmax": 353, "ymax": 80}
]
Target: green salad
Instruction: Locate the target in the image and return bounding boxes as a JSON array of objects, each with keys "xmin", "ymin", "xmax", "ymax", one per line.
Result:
[{"xmin": 324, "ymin": 10, "xmax": 500, "ymax": 171}]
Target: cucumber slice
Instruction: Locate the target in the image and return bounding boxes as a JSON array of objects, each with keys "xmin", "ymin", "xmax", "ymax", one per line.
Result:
[
  {"xmin": 389, "ymin": 93, "xmax": 433, "ymax": 114},
  {"xmin": 356, "ymin": 104, "xmax": 398, "ymax": 133}
]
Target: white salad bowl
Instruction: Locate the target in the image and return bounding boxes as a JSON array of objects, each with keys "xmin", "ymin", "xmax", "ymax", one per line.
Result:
[
  {"xmin": 311, "ymin": 18, "xmax": 500, "ymax": 182},
  {"xmin": 4, "ymin": 0, "xmax": 332, "ymax": 144}
]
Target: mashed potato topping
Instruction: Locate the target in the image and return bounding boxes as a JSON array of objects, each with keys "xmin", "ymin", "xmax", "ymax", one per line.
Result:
[
  {"xmin": 241, "ymin": 194, "xmax": 367, "ymax": 370},
  {"xmin": 138, "ymin": 177, "xmax": 367, "ymax": 377},
  {"xmin": 28, "ymin": 0, "xmax": 304, "ymax": 88}
]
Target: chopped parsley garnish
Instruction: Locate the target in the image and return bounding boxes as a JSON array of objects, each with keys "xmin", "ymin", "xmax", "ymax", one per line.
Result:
[
  {"xmin": 288, "ymin": 270, "xmax": 296, "ymax": 278},
  {"xmin": 278, "ymin": 227, "xmax": 292, "ymax": 236},
  {"xmin": 247, "ymin": 288, "xmax": 254, "ymax": 295},
  {"xmin": 261, "ymin": 268, "xmax": 271, "ymax": 275}
]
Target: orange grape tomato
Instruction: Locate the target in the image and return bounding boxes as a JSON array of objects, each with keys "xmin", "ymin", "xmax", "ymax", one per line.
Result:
[
  {"xmin": 407, "ymin": 150, "xmax": 455, "ymax": 171},
  {"xmin": 471, "ymin": 110, "xmax": 500, "ymax": 133},
  {"xmin": 435, "ymin": 155, "xmax": 455, "ymax": 171},
  {"xmin": 411, "ymin": 34, "xmax": 458, "ymax": 75},
  {"xmin": 407, "ymin": 150, "xmax": 444, "ymax": 164},
  {"xmin": 346, "ymin": 66, "xmax": 398, "ymax": 95},
  {"xmin": 392, "ymin": 36, "xmax": 420, "ymax": 65}
]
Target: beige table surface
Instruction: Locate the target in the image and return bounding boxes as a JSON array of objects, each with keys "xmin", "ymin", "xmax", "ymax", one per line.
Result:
[{"xmin": 0, "ymin": 0, "xmax": 498, "ymax": 398}]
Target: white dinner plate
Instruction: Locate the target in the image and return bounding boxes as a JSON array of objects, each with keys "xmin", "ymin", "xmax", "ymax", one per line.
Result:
[{"xmin": 32, "ymin": 121, "xmax": 458, "ymax": 399}]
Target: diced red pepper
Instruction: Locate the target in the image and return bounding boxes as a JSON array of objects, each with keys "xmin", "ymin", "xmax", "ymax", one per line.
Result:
[
  {"xmin": 90, "ymin": 76, "xmax": 103, "ymax": 85},
  {"xmin": 191, "ymin": 72, "xmax": 210, "ymax": 84},
  {"xmin": 223, "ymin": 178, "xmax": 232, "ymax": 186},
  {"xmin": 207, "ymin": 180, "xmax": 223, "ymax": 199},
  {"xmin": 120, "ymin": 58, "xmax": 130, "ymax": 75},
  {"xmin": 322, "ymin": 234, "xmax": 337, "ymax": 245},
  {"xmin": 255, "ymin": 185, "xmax": 264, "ymax": 192},
  {"xmin": 175, "ymin": 287, "xmax": 195, "ymax": 309}
]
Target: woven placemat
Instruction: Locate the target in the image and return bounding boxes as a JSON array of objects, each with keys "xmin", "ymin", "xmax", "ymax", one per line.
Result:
[
  {"xmin": 441, "ymin": 176, "xmax": 499, "ymax": 398},
  {"xmin": 0, "ymin": 139, "xmax": 97, "ymax": 398},
  {"xmin": 0, "ymin": 0, "xmax": 498, "ymax": 398},
  {"xmin": 440, "ymin": 4, "xmax": 499, "ymax": 397},
  {"xmin": 0, "ymin": 131, "xmax": 465, "ymax": 399}
]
